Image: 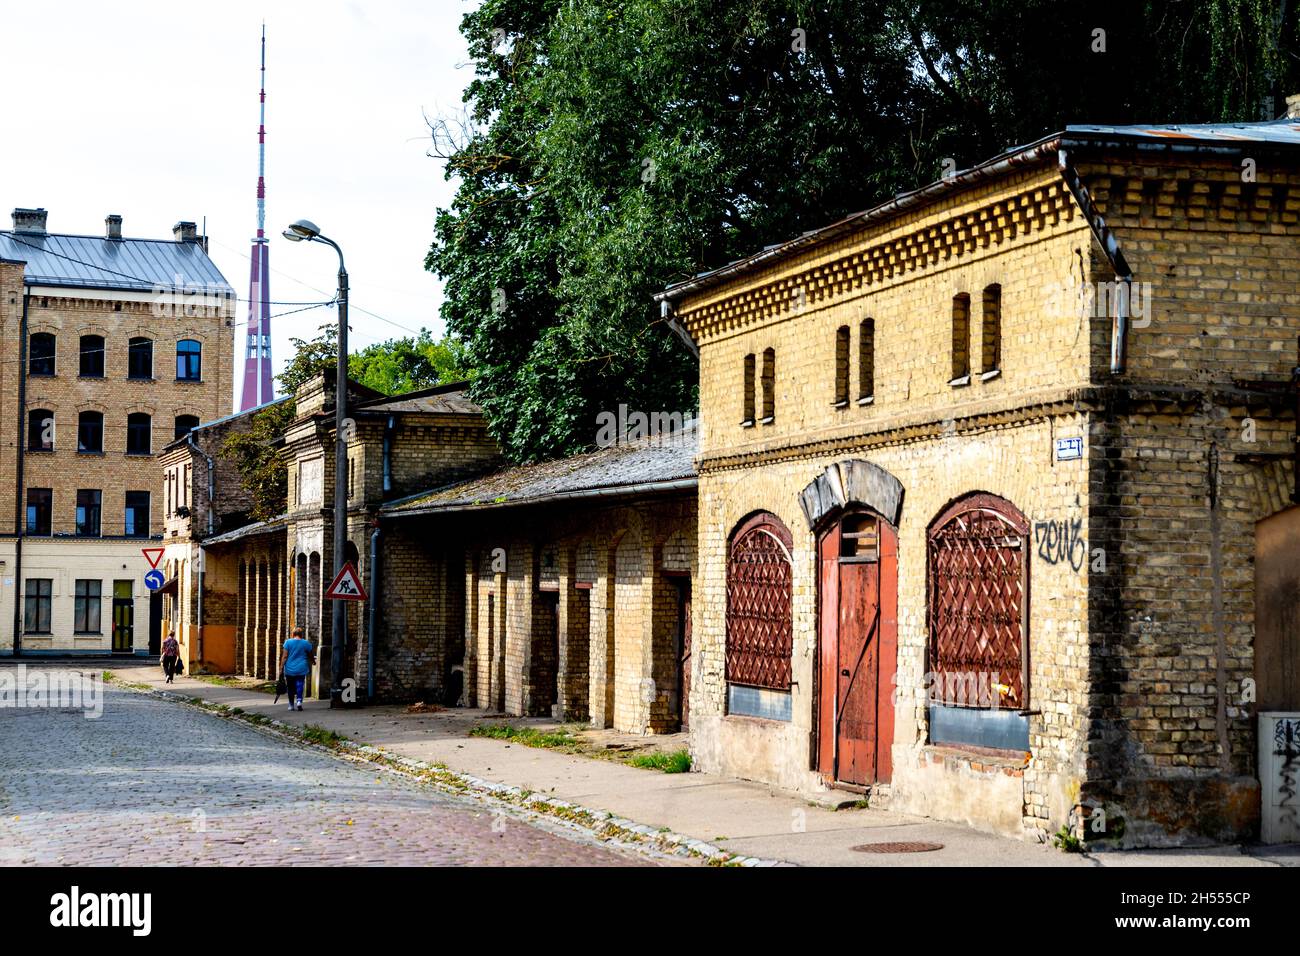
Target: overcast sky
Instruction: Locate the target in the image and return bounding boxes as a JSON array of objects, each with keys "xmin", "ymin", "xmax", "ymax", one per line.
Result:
[{"xmin": 1, "ymin": 0, "xmax": 476, "ymax": 404}]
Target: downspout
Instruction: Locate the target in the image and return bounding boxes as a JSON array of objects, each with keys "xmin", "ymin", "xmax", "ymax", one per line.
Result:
[
  {"xmin": 1058, "ymin": 149, "xmax": 1133, "ymax": 373},
  {"xmin": 186, "ymin": 431, "xmax": 216, "ymax": 662},
  {"xmin": 368, "ymin": 523, "xmax": 380, "ymax": 701},
  {"xmin": 12, "ymin": 290, "xmax": 29, "ymax": 656}
]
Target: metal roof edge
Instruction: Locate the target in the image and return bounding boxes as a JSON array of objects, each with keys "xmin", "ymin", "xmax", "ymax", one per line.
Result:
[{"xmin": 380, "ymin": 476, "xmax": 698, "ymax": 519}]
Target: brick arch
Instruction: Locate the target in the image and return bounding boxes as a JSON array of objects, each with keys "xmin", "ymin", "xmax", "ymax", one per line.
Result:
[
  {"xmin": 799, "ymin": 458, "xmax": 904, "ymax": 531},
  {"xmin": 123, "ymin": 402, "xmax": 159, "ymax": 417},
  {"xmin": 926, "ymin": 490, "xmax": 1030, "ymax": 710},
  {"xmin": 76, "ymin": 323, "xmax": 110, "ymax": 338},
  {"xmin": 74, "ymin": 399, "xmax": 109, "ymax": 414},
  {"xmin": 1245, "ymin": 458, "xmax": 1295, "ymax": 524},
  {"xmin": 660, "ymin": 526, "xmax": 693, "ymax": 574},
  {"xmin": 574, "ymin": 540, "xmax": 597, "ymax": 585},
  {"xmin": 726, "ymin": 511, "xmax": 794, "ymax": 692},
  {"xmin": 27, "ymin": 321, "xmax": 62, "ymax": 334}
]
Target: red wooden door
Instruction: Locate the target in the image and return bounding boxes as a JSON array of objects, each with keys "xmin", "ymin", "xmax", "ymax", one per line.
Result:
[{"xmin": 818, "ymin": 512, "xmax": 898, "ymax": 786}]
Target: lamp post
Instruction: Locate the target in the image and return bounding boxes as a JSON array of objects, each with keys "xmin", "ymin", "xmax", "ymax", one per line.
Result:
[{"xmin": 283, "ymin": 219, "xmax": 349, "ymax": 707}]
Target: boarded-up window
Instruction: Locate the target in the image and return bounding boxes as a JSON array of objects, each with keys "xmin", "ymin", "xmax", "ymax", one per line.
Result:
[
  {"xmin": 951, "ymin": 293, "xmax": 970, "ymax": 381},
  {"xmin": 726, "ymin": 513, "xmax": 793, "ymax": 691},
  {"xmin": 760, "ymin": 348, "xmax": 775, "ymax": 422},
  {"xmin": 742, "ymin": 353, "xmax": 756, "ymax": 425},
  {"xmin": 928, "ymin": 493, "xmax": 1028, "ymax": 710},
  {"xmin": 299, "ymin": 457, "xmax": 323, "ymax": 506},
  {"xmin": 859, "ymin": 317, "xmax": 875, "ymax": 401},
  {"xmin": 981, "ymin": 284, "xmax": 1002, "ymax": 374},
  {"xmin": 833, "ymin": 326, "xmax": 850, "ymax": 407}
]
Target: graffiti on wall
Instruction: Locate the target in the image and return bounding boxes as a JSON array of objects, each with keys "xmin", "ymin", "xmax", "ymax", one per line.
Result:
[{"xmin": 1034, "ymin": 518, "xmax": 1086, "ymax": 571}]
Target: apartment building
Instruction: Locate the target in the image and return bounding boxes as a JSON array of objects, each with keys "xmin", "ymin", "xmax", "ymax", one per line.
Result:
[{"xmin": 0, "ymin": 207, "xmax": 234, "ymax": 656}]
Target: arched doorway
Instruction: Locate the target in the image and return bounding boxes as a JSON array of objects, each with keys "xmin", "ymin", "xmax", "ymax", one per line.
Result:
[{"xmin": 816, "ymin": 508, "xmax": 898, "ymax": 787}]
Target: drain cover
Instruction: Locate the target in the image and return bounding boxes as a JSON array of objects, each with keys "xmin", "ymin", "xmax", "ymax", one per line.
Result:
[{"xmin": 851, "ymin": 841, "xmax": 943, "ymax": 853}]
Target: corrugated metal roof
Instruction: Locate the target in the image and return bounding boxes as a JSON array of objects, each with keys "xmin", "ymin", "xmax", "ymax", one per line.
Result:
[
  {"xmin": 0, "ymin": 231, "xmax": 233, "ymax": 293},
  {"xmin": 1065, "ymin": 118, "xmax": 1300, "ymax": 145},
  {"xmin": 201, "ymin": 515, "xmax": 288, "ymax": 548},
  {"xmin": 354, "ymin": 382, "xmax": 482, "ymax": 417},
  {"xmin": 384, "ymin": 421, "xmax": 698, "ymax": 516}
]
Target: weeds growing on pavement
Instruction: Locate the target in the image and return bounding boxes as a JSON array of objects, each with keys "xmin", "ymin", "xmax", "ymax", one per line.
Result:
[{"xmin": 627, "ymin": 750, "xmax": 691, "ymax": 773}]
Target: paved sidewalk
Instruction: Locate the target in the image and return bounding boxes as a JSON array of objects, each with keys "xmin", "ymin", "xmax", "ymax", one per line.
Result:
[{"xmin": 112, "ymin": 662, "xmax": 1289, "ymax": 867}]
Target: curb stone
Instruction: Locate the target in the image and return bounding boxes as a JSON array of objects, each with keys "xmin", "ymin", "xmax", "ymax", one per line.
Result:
[{"xmin": 114, "ymin": 678, "xmax": 791, "ymax": 867}]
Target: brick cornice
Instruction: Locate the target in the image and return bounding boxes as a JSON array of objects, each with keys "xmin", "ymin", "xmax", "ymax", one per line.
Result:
[
  {"xmin": 679, "ymin": 180, "xmax": 1080, "ymax": 341},
  {"xmin": 697, "ymin": 381, "xmax": 1288, "ymax": 475}
]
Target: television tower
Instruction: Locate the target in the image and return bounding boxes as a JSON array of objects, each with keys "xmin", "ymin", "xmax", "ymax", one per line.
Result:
[{"xmin": 239, "ymin": 24, "xmax": 274, "ymax": 411}]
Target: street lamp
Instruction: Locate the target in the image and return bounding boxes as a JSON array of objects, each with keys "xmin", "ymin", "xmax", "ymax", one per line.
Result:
[{"xmin": 283, "ymin": 218, "xmax": 350, "ymax": 708}]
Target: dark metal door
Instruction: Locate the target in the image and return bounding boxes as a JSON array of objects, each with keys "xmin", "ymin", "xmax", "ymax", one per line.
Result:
[
  {"xmin": 112, "ymin": 580, "xmax": 134, "ymax": 653},
  {"xmin": 818, "ymin": 512, "xmax": 898, "ymax": 786}
]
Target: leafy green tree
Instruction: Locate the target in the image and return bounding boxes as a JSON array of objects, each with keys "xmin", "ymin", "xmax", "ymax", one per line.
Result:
[
  {"xmin": 430, "ymin": 0, "xmax": 1298, "ymax": 462},
  {"xmin": 221, "ymin": 399, "xmax": 295, "ymax": 524},
  {"xmin": 351, "ymin": 330, "xmax": 472, "ymax": 394},
  {"xmin": 277, "ymin": 323, "xmax": 470, "ymax": 397}
]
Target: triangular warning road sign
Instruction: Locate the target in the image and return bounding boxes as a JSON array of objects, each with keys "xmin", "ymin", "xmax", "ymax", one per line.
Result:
[
  {"xmin": 142, "ymin": 547, "xmax": 165, "ymax": 569},
  {"xmin": 325, "ymin": 561, "xmax": 368, "ymax": 601}
]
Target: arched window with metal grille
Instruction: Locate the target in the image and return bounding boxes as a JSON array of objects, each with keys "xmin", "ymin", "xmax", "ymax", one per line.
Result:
[
  {"xmin": 927, "ymin": 492, "xmax": 1030, "ymax": 741},
  {"xmin": 726, "ymin": 511, "xmax": 794, "ymax": 720}
]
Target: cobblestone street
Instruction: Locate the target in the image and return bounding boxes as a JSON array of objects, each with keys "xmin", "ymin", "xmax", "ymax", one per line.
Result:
[{"xmin": 0, "ymin": 677, "xmax": 654, "ymax": 866}]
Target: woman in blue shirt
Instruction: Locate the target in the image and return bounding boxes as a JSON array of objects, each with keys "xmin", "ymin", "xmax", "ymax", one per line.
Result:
[{"xmin": 278, "ymin": 626, "xmax": 315, "ymax": 711}]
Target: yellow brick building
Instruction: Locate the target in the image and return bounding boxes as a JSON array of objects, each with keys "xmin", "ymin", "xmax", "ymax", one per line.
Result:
[
  {"xmin": 0, "ymin": 208, "xmax": 234, "ymax": 657},
  {"xmin": 658, "ymin": 120, "xmax": 1300, "ymax": 846}
]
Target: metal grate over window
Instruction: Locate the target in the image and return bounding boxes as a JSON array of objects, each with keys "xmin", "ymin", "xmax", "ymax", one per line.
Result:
[
  {"xmin": 726, "ymin": 515, "xmax": 793, "ymax": 690},
  {"xmin": 928, "ymin": 494, "xmax": 1028, "ymax": 710}
]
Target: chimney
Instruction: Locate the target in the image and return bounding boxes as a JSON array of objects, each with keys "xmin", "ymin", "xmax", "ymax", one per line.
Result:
[
  {"xmin": 1287, "ymin": 94, "xmax": 1300, "ymax": 119},
  {"xmin": 11, "ymin": 208, "xmax": 48, "ymax": 234},
  {"xmin": 105, "ymin": 214, "xmax": 123, "ymax": 240},
  {"xmin": 173, "ymin": 221, "xmax": 198, "ymax": 243}
]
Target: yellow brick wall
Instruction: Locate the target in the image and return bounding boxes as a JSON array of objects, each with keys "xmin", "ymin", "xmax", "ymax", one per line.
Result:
[{"xmin": 675, "ymin": 150, "xmax": 1296, "ymax": 845}]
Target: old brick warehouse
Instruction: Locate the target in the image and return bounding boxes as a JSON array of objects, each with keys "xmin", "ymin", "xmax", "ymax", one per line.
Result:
[{"xmin": 162, "ymin": 117, "xmax": 1300, "ymax": 849}]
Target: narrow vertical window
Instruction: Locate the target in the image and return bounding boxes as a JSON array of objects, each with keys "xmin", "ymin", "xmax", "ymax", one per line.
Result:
[
  {"xmin": 981, "ymin": 283, "xmax": 1002, "ymax": 376},
  {"xmin": 760, "ymin": 348, "xmax": 775, "ymax": 423},
  {"xmin": 29, "ymin": 333, "xmax": 55, "ymax": 376},
  {"xmin": 177, "ymin": 339, "xmax": 202, "ymax": 381},
  {"xmin": 858, "ymin": 317, "xmax": 875, "ymax": 403},
  {"xmin": 79, "ymin": 335, "xmax": 105, "ymax": 378},
  {"xmin": 125, "ymin": 491, "xmax": 150, "ymax": 537},
  {"xmin": 24, "ymin": 579, "xmax": 53, "ymax": 633},
  {"xmin": 77, "ymin": 411, "xmax": 104, "ymax": 454},
  {"xmin": 74, "ymin": 580, "xmax": 102, "ymax": 633},
  {"xmin": 126, "ymin": 413, "xmax": 152, "ymax": 455},
  {"xmin": 26, "ymin": 488, "xmax": 52, "ymax": 535},
  {"xmin": 833, "ymin": 326, "xmax": 850, "ymax": 408},
  {"xmin": 76, "ymin": 489, "xmax": 102, "ymax": 537},
  {"xmin": 951, "ymin": 293, "xmax": 970, "ymax": 383},
  {"xmin": 742, "ymin": 353, "xmax": 756, "ymax": 426},
  {"xmin": 128, "ymin": 337, "xmax": 153, "ymax": 379},
  {"xmin": 27, "ymin": 409, "xmax": 54, "ymax": 451}
]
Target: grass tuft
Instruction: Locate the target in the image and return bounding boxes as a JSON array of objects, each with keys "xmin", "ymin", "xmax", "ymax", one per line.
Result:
[
  {"xmin": 469, "ymin": 723, "xmax": 580, "ymax": 750},
  {"xmin": 627, "ymin": 750, "xmax": 692, "ymax": 774}
]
